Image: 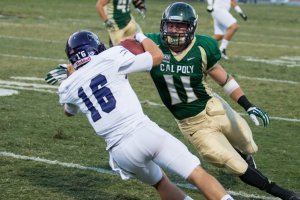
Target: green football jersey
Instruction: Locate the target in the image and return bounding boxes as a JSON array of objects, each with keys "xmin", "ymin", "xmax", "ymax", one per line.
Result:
[
  {"xmin": 107, "ymin": 0, "xmax": 132, "ymax": 29},
  {"xmin": 146, "ymin": 33, "xmax": 221, "ymax": 120}
]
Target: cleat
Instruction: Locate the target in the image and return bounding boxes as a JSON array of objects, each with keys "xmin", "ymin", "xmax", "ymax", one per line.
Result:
[
  {"xmin": 268, "ymin": 182, "xmax": 300, "ymax": 200},
  {"xmin": 220, "ymin": 49, "xmax": 229, "ymax": 60},
  {"xmin": 288, "ymin": 193, "xmax": 300, "ymax": 200}
]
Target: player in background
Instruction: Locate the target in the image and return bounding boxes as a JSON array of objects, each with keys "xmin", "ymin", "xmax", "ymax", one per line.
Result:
[
  {"xmin": 145, "ymin": 2, "xmax": 300, "ymax": 200},
  {"xmin": 96, "ymin": 0, "xmax": 146, "ymax": 46},
  {"xmin": 46, "ymin": 30, "xmax": 235, "ymax": 200},
  {"xmin": 206, "ymin": 0, "xmax": 247, "ymax": 59}
]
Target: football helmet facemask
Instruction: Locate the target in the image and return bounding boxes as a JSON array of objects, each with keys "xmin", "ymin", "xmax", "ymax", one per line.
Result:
[
  {"xmin": 65, "ymin": 30, "xmax": 106, "ymax": 70},
  {"xmin": 160, "ymin": 2, "xmax": 198, "ymax": 53}
]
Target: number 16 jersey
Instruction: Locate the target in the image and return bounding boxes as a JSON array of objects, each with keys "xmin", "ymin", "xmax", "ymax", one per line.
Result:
[{"xmin": 58, "ymin": 46, "xmax": 153, "ymax": 150}]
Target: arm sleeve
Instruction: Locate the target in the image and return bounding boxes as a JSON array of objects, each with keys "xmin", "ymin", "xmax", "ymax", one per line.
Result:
[{"xmin": 118, "ymin": 51, "xmax": 153, "ymax": 74}]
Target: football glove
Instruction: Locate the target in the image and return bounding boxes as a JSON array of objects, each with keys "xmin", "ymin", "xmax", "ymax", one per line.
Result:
[
  {"xmin": 206, "ymin": 5, "xmax": 214, "ymax": 13},
  {"xmin": 104, "ymin": 19, "xmax": 115, "ymax": 30},
  {"xmin": 239, "ymin": 12, "xmax": 248, "ymax": 21},
  {"xmin": 133, "ymin": 0, "xmax": 146, "ymax": 19},
  {"xmin": 45, "ymin": 64, "xmax": 68, "ymax": 85},
  {"xmin": 136, "ymin": 8, "xmax": 146, "ymax": 19},
  {"xmin": 247, "ymin": 106, "xmax": 270, "ymax": 127}
]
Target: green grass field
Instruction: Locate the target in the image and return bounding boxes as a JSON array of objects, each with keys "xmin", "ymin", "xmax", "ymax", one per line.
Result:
[{"xmin": 0, "ymin": 0, "xmax": 299, "ymax": 199}]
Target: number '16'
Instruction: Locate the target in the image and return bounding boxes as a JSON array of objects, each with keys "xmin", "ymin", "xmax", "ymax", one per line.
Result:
[{"xmin": 78, "ymin": 74, "xmax": 116, "ymax": 122}]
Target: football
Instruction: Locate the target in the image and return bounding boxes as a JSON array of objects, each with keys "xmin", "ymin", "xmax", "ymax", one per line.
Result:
[{"xmin": 119, "ymin": 39, "xmax": 145, "ymax": 55}]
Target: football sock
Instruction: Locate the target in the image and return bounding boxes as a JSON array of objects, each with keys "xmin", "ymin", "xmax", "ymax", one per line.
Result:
[
  {"xmin": 220, "ymin": 39, "xmax": 229, "ymax": 51},
  {"xmin": 183, "ymin": 196, "xmax": 194, "ymax": 200},
  {"xmin": 239, "ymin": 165, "xmax": 269, "ymax": 190},
  {"xmin": 221, "ymin": 194, "xmax": 234, "ymax": 200},
  {"xmin": 240, "ymin": 166, "xmax": 298, "ymax": 199}
]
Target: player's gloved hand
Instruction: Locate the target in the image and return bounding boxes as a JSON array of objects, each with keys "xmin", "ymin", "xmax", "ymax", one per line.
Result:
[
  {"xmin": 104, "ymin": 19, "xmax": 115, "ymax": 30},
  {"xmin": 137, "ymin": 8, "xmax": 146, "ymax": 19},
  {"xmin": 206, "ymin": 5, "xmax": 214, "ymax": 13},
  {"xmin": 247, "ymin": 106, "xmax": 270, "ymax": 127},
  {"xmin": 239, "ymin": 12, "xmax": 248, "ymax": 21},
  {"xmin": 45, "ymin": 64, "xmax": 68, "ymax": 85},
  {"xmin": 133, "ymin": 0, "xmax": 146, "ymax": 19}
]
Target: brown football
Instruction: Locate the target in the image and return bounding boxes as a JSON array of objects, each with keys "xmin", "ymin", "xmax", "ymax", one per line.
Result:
[{"xmin": 119, "ymin": 39, "xmax": 145, "ymax": 55}]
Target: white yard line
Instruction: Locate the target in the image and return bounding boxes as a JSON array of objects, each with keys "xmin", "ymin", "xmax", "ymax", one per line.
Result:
[
  {"xmin": 0, "ymin": 80, "xmax": 58, "ymax": 89},
  {"xmin": 10, "ymin": 76, "xmax": 45, "ymax": 81},
  {"xmin": 233, "ymin": 41, "xmax": 300, "ymax": 49},
  {"xmin": 0, "ymin": 53, "xmax": 67, "ymax": 62},
  {"xmin": 2, "ymin": 53, "xmax": 300, "ymax": 68},
  {"xmin": 0, "ymin": 151, "xmax": 279, "ymax": 200},
  {"xmin": 236, "ymin": 75, "xmax": 299, "ymax": 84},
  {"xmin": 237, "ymin": 56, "xmax": 300, "ymax": 67},
  {"xmin": 0, "ymin": 35, "xmax": 62, "ymax": 43},
  {"xmin": 141, "ymin": 100, "xmax": 300, "ymax": 123},
  {"xmin": 1, "ymin": 34, "xmax": 299, "ymax": 49},
  {"xmin": 239, "ymin": 32, "xmax": 300, "ymax": 41},
  {"xmin": 1, "ymin": 78, "xmax": 299, "ymax": 123}
]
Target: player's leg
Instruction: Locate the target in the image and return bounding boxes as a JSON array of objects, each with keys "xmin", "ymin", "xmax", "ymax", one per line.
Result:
[
  {"xmin": 109, "ymin": 125, "xmax": 192, "ymax": 200},
  {"xmin": 152, "ymin": 173, "xmax": 192, "ymax": 200},
  {"xmin": 107, "ymin": 28, "xmax": 125, "ymax": 45},
  {"xmin": 124, "ymin": 16, "xmax": 143, "ymax": 37},
  {"xmin": 187, "ymin": 166, "xmax": 233, "ymax": 200},
  {"xmin": 152, "ymin": 124, "xmax": 233, "ymax": 200},
  {"xmin": 212, "ymin": 9, "xmax": 238, "ymax": 59},
  {"xmin": 176, "ymin": 100, "xmax": 249, "ymax": 175},
  {"xmin": 240, "ymin": 165, "xmax": 300, "ymax": 200},
  {"xmin": 212, "ymin": 18, "xmax": 224, "ymax": 41},
  {"xmin": 218, "ymin": 95, "xmax": 300, "ymax": 200}
]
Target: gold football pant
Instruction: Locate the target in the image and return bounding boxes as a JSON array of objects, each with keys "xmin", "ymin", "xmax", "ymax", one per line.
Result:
[
  {"xmin": 177, "ymin": 95, "xmax": 258, "ymax": 175},
  {"xmin": 108, "ymin": 16, "xmax": 142, "ymax": 45}
]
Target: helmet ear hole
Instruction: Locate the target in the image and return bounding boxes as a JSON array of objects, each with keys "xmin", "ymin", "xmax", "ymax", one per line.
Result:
[
  {"xmin": 160, "ymin": 2, "xmax": 198, "ymax": 52},
  {"xmin": 65, "ymin": 30, "xmax": 106, "ymax": 69}
]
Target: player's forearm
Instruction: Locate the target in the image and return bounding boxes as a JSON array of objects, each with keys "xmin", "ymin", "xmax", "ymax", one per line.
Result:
[
  {"xmin": 229, "ymin": 87, "xmax": 245, "ymax": 102},
  {"xmin": 135, "ymin": 33, "xmax": 163, "ymax": 66},
  {"xmin": 223, "ymin": 80, "xmax": 253, "ymax": 110}
]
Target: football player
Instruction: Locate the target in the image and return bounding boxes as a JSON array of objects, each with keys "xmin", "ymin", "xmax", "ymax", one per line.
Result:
[
  {"xmin": 144, "ymin": 2, "xmax": 299, "ymax": 200},
  {"xmin": 96, "ymin": 0, "xmax": 145, "ymax": 46},
  {"xmin": 206, "ymin": 0, "xmax": 247, "ymax": 59},
  {"xmin": 46, "ymin": 30, "xmax": 235, "ymax": 200}
]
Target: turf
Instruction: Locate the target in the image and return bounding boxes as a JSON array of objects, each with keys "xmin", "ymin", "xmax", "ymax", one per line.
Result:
[{"xmin": 0, "ymin": 0, "xmax": 299, "ymax": 199}]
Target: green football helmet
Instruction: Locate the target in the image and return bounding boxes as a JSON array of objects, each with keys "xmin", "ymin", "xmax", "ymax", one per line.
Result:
[{"xmin": 160, "ymin": 2, "xmax": 198, "ymax": 52}]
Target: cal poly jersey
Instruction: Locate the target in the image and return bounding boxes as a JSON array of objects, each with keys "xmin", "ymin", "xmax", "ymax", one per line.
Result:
[
  {"xmin": 58, "ymin": 46, "xmax": 153, "ymax": 150},
  {"xmin": 106, "ymin": 0, "xmax": 132, "ymax": 29},
  {"xmin": 146, "ymin": 33, "xmax": 221, "ymax": 120}
]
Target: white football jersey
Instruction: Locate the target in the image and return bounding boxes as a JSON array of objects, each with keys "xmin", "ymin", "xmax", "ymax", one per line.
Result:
[
  {"xmin": 59, "ymin": 46, "xmax": 153, "ymax": 150},
  {"xmin": 213, "ymin": 0, "xmax": 231, "ymax": 10}
]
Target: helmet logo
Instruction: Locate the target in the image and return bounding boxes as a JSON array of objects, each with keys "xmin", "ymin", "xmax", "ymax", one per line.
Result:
[
  {"xmin": 74, "ymin": 57, "xmax": 91, "ymax": 68},
  {"xmin": 88, "ymin": 51, "xmax": 95, "ymax": 56},
  {"xmin": 169, "ymin": 16, "xmax": 183, "ymax": 21},
  {"xmin": 88, "ymin": 33, "xmax": 101, "ymax": 45}
]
